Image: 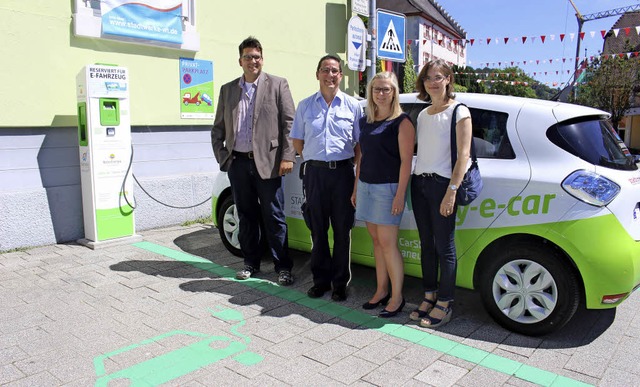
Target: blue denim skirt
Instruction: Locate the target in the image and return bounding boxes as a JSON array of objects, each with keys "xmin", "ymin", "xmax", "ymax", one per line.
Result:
[{"xmin": 355, "ymin": 180, "xmax": 403, "ymax": 226}]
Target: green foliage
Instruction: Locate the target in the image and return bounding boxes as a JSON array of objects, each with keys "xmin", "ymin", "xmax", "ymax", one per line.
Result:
[
  {"xmin": 403, "ymin": 45, "xmax": 417, "ymax": 93},
  {"xmin": 484, "ymin": 66, "xmax": 536, "ymax": 98},
  {"xmin": 452, "ymin": 65, "xmax": 486, "ymax": 93},
  {"xmin": 531, "ymin": 83, "xmax": 560, "ymax": 100},
  {"xmin": 572, "ymin": 54, "xmax": 640, "ymax": 129},
  {"xmin": 181, "ymin": 216, "xmax": 213, "ymax": 226},
  {"xmin": 453, "ymin": 65, "xmax": 560, "ymax": 99},
  {"xmin": 454, "ymin": 84, "xmax": 468, "ymax": 93}
]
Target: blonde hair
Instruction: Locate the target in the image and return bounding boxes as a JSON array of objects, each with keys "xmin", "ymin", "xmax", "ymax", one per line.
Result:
[{"xmin": 365, "ymin": 72, "xmax": 403, "ymax": 124}]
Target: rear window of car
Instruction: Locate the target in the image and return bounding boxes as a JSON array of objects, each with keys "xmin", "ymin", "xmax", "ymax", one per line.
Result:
[
  {"xmin": 400, "ymin": 103, "xmax": 515, "ymax": 159},
  {"xmin": 547, "ymin": 117, "xmax": 638, "ymax": 171}
]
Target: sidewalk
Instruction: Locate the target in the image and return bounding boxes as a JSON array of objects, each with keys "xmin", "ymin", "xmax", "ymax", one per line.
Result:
[{"xmin": 1, "ymin": 224, "xmax": 638, "ymax": 386}]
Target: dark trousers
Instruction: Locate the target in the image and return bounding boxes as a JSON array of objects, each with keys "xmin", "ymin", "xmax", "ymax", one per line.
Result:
[
  {"xmin": 227, "ymin": 155, "xmax": 291, "ymax": 272},
  {"xmin": 303, "ymin": 163, "xmax": 355, "ymax": 288},
  {"xmin": 410, "ymin": 174, "xmax": 457, "ymax": 302}
]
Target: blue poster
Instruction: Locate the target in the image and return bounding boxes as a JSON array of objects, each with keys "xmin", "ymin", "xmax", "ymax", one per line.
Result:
[{"xmin": 102, "ymin": 0, "xmax": 183, "ymax": 44}]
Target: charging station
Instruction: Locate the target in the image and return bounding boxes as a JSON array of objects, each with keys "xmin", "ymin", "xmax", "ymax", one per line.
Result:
[{"xmin": 76, "ymin": 64, "xmax": 141, "ymax": 249}]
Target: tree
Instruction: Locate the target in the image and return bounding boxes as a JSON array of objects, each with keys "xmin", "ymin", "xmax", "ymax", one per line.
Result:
[
  {"xmin": 453, "ymin": 65, "xmax": 486, "ymax": 93},
  {"xmin": 573, "ymin": 54, "xmax": 640, "ymax": 130},
  {"xmin": 531, "ymin": 83, "xmax": 560, "ymax": 100},
  {"xmin": 403, "ymin": 45, "xmax": 417, "ymax": 93},
  {"xmin": 484, "ymin": 67, "xmax": 537, "ymax": 98}
]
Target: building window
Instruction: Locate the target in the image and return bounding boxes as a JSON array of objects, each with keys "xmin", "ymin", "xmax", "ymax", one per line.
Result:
[
  {"xmin": 422, "ymin": 25, "xmax": 430, "ymax": 41},
  {"xmin": 73, "ymin": 0, "xmax": 200, "ymax": 51}
]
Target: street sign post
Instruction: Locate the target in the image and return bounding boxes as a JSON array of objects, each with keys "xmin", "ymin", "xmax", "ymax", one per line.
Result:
[{"xmin": 376, "ymin": 9, "xmax": 405, "ymax": 62}]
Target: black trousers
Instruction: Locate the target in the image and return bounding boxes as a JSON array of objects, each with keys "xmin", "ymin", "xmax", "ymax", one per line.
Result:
[
  {"xmin": 228, "ymin": 155, "xmax": 292, "ymax": 272},
  {"xmin": 302, "ymin": 162, "xmax": 355, "ymax": 288},
  {"xmin": 410, "ymin": 173, "xmax": 458, "ymax": 302}
]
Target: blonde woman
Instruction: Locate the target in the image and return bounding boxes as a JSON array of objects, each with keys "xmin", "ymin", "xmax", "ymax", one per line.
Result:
[{"xmin": 351, "ymin": 72, "xmax": 415, "ymax": 317}]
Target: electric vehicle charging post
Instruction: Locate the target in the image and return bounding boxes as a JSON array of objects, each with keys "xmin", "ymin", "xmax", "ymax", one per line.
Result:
[{"xmin": 76, "ymin": 64, "xmax": 141, "ymax": 249}]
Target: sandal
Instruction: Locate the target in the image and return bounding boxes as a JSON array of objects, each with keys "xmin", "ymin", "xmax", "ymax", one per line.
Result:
[
  {"xmin": 419, "ymin": 303, "xmax": 452, "ymax": 328},
  {"xmin": 409, "ymin": 298, "xmax": 436, "ymax": 321}
]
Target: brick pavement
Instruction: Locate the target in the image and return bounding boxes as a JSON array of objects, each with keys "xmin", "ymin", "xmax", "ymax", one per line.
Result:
[{"xmin": 1, "ymin": 224, "xmax": 639, "ymax": 386}]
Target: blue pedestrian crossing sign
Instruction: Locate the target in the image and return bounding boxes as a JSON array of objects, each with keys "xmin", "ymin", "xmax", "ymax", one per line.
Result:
[{"xmin": 377, "ymin": 9, "xmax": 406, "ymax": 62}]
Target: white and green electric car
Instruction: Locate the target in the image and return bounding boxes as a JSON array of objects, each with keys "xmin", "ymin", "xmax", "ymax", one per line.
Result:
[{"xmin": 212, "ymin": 93, "xmax": 640, "ymax": 336}]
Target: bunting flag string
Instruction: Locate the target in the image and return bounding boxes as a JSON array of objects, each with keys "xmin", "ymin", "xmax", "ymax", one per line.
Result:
[
  {"xmin": 468, "ymin": 50, "xmax": 640, "ymax": 70},
  {"xmin": 402, "ymin": 26, "xmax": 640, "ymax": 85},
  {"xmin": 444, "ymin": 25, "xmax": 640, "ymax": 47},
  {"xmin": 465, "ymin": 77, "xmax": 602, "ymax": 88},
  {"xmin": 470, "ymin": 78, "xmax": 569, "ymax": 88},
  {"xmin": 454, "ymin": 70, "xmax": 573, "ymax": 78},
  {"xmin": 403, "ymin": 40, "xmax": 640, "ymax": 70},
  {"xmin": 470, "ymin": 77, "xmax": 622, "ymax": 88},
  {"xmin": 453, "ymin": 50, "xmax": 639, "ymax": 81},
  {"xmin": 406, "ymin": 26, "xmax": 640, "ymax": 48}
]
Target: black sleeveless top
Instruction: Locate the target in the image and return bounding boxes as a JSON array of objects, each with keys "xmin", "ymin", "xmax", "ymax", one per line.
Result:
[{"xmin": 359, "ymin": 113, "xmax": 409, "ymax": 184}]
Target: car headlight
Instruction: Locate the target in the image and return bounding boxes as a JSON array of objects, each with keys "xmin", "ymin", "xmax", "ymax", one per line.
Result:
[{"xmin": 561, "ymin": 170, "xmax": 620, "ymax": 206}]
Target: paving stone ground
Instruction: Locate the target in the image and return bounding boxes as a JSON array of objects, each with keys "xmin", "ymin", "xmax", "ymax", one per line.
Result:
[{"xmin": 1, "ymin": 224, "xmax": 639, "ymax": 386}]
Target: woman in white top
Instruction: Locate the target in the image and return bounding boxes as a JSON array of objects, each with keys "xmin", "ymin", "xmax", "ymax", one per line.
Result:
[{"xmin": 410, "ymin": 60, "xmax": 472, "ymax": 329}]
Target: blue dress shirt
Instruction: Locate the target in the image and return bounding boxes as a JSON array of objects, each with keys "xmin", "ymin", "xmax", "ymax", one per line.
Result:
[{"xmin": 290, "ymin": 91, "xmax": 363, "ymax": 162}]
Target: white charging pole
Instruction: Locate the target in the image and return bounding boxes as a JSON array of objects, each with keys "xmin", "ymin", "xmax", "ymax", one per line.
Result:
[{"xmin": 76, "ymin": 64, "xmax": 141, "ymax": 249}]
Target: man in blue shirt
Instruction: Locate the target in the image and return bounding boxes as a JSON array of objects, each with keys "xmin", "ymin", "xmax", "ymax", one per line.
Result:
[{"xmin": 290, "ymin": 55, "xmax": 363, "ymax": 301}]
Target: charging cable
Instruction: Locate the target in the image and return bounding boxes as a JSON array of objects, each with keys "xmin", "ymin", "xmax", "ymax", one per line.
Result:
[{"xmin": 120, "ymin": 144, "xmax": 211, "ymax": 211}]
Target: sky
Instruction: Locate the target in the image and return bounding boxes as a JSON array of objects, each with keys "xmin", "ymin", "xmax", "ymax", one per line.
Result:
[{"xmin": 433, "ymin": 0, "xmax": 640, "ymax": 88}]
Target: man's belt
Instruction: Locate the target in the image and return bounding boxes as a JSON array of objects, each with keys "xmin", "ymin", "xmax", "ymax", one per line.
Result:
[
  {"xmin": 232, "ymin": 151, "xmax": 254, "ymax": 159},
  {"xmin": 306, "ymin": 159, "xmax": 353, "ymax": 169}
]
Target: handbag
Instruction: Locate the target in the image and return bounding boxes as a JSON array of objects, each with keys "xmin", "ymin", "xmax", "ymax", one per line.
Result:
[{"xmin": 450, "ymin": 103, "xmax": 483, "ymax": 206}]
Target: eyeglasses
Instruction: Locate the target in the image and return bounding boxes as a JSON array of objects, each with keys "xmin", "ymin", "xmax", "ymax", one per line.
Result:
[
  {"xmin": 319, "ymin": 67, "xmax": 341, "ymax": 75},
  {"xmin": 372, "ymin": 87, "xmax": 393, "ymax": 95},
  {"xmin": 424, "ymin": 75, "xmax": 447, "ymax": 83},
  {"xmin": 241, "ymin": 54, "xmax": 262, "ymax": 61}
]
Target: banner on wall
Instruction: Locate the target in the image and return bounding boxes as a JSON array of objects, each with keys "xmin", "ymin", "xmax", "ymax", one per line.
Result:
[
  {"xmin": 101, "ymin": 0, "xmax": 183, "ymax": 44},
  {"xmin": 179, "ymin": 58, "xmax": 214, "ymax": 119}
]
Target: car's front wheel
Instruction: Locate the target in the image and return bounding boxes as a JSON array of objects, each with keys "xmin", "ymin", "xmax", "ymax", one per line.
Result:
[
  {"xmin": 217, "ymin": 195, "xmax": 242, "ymax": 257},
  {"xmin": 479, "ymin": 243, "xmax": 580, "ymax": 336}
]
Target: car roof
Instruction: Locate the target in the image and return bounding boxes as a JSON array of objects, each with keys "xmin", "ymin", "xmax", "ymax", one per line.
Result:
[{"xmin": 392, "ymin": 92, "xmax": 610, "ymax": 123}]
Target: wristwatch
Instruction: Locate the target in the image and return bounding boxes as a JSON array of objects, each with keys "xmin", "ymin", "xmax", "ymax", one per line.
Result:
[{"xmin": 449, "ymin": 184, "xmax": 458, "ymax": 191}]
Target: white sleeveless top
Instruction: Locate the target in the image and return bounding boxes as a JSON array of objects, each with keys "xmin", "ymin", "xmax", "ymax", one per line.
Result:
[{"xmin": 414, "ymin": 102, "xmax": 471, "ymax": 178}]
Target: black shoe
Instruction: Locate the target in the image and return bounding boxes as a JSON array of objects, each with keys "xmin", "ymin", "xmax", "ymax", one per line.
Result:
[
  {"xmin": 277, "ymin": 270, "xmax": 294, "ymax": 286},
  {"xmin": 379, "ymin": 298, "xmax": 406, "ymax": 318},
  {"xmin": 362, "ymin": 293, "xmax": 391, "ymax": 310},
  {"xmin": 307, "ymin": 284, "xmax": 331, "ymax": 298},
  {"xmin": 331, "ymin": 286, "xmax": 347, "ymax": 302}
]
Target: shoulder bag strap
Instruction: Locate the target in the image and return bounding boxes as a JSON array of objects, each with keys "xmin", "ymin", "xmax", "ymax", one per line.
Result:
[{"xmin": 450, "ymin": 103, "xmax": 477, "ymax": 171}]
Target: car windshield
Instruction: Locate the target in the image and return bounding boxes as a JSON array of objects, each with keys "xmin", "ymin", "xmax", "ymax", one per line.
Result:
[{"xmin": 548, "ymin": 118, "xmax": 637, "ymax": 171}]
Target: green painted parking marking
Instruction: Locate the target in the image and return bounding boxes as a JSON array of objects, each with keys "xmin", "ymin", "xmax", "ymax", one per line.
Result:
[
  {"xmin": 93, "ymin": 306, "xmax": 262, "ymax": 386},
  {"xmin": 133, "ymin": 241, "xmax": 593, "ymax": 387}
]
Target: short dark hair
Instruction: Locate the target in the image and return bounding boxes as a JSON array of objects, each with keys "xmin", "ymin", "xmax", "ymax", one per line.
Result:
[
  {"xmin": 239, "ymin": 36, "xmax": 262, "ymax": 57},
  {"xmin": 415, "ymin": 59, "xmax": 455, "ymax": 101},
  {"xmin": 316, "ymin": 54, "xmax": 342, "ymax": 73}
]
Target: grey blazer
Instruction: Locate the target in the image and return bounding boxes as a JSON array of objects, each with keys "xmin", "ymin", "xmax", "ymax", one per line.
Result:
[{"xmin": 211, "ymin": 72, "xmax": 296, "ymax": 179}]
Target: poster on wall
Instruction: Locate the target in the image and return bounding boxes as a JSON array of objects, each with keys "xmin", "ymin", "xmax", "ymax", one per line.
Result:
[
  {"xmin": 179, "ymin": 58, "xmax": 214, "ymax": 119},
  {"xmin": 101, "ymin": 0, "xmax": 183, "ymax": 44}
]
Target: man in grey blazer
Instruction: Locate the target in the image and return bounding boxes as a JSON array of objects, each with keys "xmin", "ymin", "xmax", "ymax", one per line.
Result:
[{"xmin": 211, "ymin": 36, "xmax": 296, "ymax": 285}]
